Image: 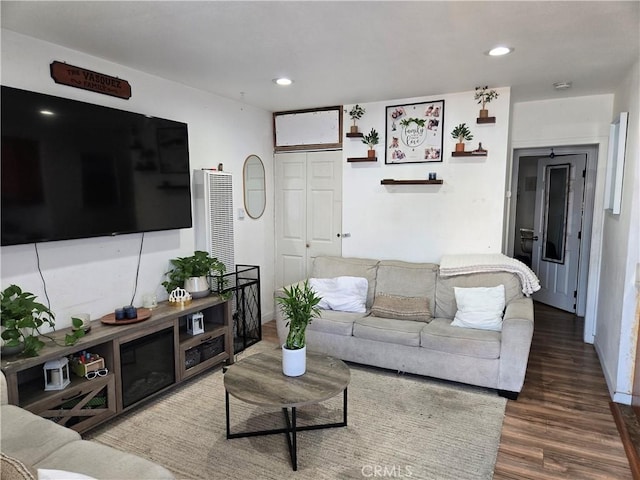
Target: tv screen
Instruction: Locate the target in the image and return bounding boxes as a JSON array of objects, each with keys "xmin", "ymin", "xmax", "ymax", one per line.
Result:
[{"xmin": 1, "ymin": 86, "xmax": 193, "ymax": 246}]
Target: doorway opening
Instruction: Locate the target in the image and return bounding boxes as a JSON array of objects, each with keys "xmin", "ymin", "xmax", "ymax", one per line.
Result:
[{"xmin": 507, "ymin": 145, "xmax": 598, "ymax": 318}]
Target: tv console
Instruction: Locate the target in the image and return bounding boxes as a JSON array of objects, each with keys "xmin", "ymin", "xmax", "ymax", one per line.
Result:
[{"xmin": 1, "ymin": 295, "xmax": 232, "ymax": 433}]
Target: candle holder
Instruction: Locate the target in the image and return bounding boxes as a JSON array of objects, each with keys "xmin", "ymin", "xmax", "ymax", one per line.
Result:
[{"xmin": 43, "ymin": 358, "xmax": 71, "ymax": 391}]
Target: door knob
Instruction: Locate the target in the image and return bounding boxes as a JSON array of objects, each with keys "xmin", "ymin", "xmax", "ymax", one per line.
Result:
[{"xmin": 306, "ymin": 243, "xmax": 310, "ymax": 248}]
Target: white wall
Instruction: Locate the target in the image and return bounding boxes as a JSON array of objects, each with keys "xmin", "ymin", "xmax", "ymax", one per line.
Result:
[
  {"xmin": 597, "ymin": 60, "xmax": 640, "ymax": 403},
  {"xmin": 342, "ymin": 88, "xmax": 511, "ymax": 262},
  {"xmin": 0, "ymin": 30, "xmax": 275, "ymax": 331}
]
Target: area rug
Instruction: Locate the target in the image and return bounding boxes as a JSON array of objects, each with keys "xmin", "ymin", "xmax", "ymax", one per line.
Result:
[{"xmin": 86, "ymin": 343, "xmax": 506, "ymax": 479}]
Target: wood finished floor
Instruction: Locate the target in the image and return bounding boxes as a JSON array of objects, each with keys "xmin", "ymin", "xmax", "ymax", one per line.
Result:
[{"xmin": 262, "ymin": 302, "xmax": 634, "ymax": 478}]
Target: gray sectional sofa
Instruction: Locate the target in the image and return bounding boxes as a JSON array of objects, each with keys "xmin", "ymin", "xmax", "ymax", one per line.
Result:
[
  {"xmin": 275, "ymin": 256, "xmax": 535, "ymax": 399},
  {"xmin": 0, "ymin": 371, "xmax": 174, "ymax": 480}
]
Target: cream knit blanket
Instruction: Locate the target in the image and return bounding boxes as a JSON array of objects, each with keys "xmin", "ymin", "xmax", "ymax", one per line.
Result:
[{"xmin": 439, "ymin": 253, "xmax": 541, "ymax": 296}]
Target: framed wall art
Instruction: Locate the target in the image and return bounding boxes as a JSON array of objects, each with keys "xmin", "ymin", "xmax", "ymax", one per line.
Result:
[
  {"xmin": 385, "ymin": 100, "xmax": 445, "ymax": 164},
  {"xmin": 604, "ymin": 112, "xmax": 628, "ymax": 215}
]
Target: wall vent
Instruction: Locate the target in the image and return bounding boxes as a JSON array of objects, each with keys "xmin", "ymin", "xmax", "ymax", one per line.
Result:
[{"xmin": 194, "ymin": 171, "xmax": 235, "ymax": 273}]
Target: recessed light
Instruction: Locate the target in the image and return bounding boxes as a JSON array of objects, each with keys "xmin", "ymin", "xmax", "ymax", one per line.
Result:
[
  {"xmin": 273, "ymin": 78, "xmax": 293, "ymax": 86},
  {"xmin": 486, "ymin": 46, "xmax": 513, "ymax": 56},
  {"xmin": 39, "ymin": 110, "xmax": 54, "ymax": 115},
  {"xmin": 553, "ymin": 81, "xmax": 572, "ymax": 90}
]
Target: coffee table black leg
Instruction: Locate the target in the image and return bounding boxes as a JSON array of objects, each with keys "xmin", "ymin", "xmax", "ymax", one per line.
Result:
[
  {"xmin": 225, "ymin": 390, "xmax": 231, "ymax": 438},
  {"xmin": 282, "ymin": 407, "xmax": 298, "ymax": 471},
  {"xmin": 227, "ymin": 388, "xmax": 347, "ymax": 471},
  {"xmin": 344, "ymin": 388, "xmax": 348, "ymax": 425}
]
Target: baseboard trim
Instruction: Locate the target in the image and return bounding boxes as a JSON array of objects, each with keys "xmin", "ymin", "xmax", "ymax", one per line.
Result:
[{"xmin": 610, "ymin": 402, "xmax": 640, "ymax": 480}]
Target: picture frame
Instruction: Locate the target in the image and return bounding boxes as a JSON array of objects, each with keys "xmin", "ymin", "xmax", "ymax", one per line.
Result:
[
  {"xmin": 385, "ymin": 100, "xmax": 445, "ymax": 164},
  {"xmin": 604, "ymin": 112, "xmax": 628, "ymax": 215}
]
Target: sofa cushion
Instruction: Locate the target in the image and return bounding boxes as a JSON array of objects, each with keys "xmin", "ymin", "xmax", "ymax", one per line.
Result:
[
  {"xmin": 375, "ymin": 261, "xmax": 438, "ymax": 312},
  {"xmin": 311, "ymin": 256, "xmax": 379, "ymax": 307},
  {"xmin": 0, "ymin": 405, "xmax": 80, "ymax": 465},
  {"xmin": 420, "ymin": 318, "xmax": 501, "ymax": 359},
  {"xmin": 309, "ymin": 276, "xmax": 368, "ymax": 313},
  {"xmin": 353, "ymin": 317, "xmax": 424, "ymax": 347},
  {"xmin": 370, "ymin": 293, "xmax": 432, "ymax": 322},
  {"xmin": 451, "ymin": 285, "xmax": 505, "ymax": 331},
  {"xmin": 1, "ymin": 453, "xmax": 36, "ymax": 480},
  {"xmin": 435, "ymin": 271, "xmax": 523, "ymax": 319},
  {"xmin": 308, "ymin": 310, "xmax": 363, "ymax": 336},
  {"xmin": 34, "ymin": 440, "xmax": 175, "ymax": 480}
]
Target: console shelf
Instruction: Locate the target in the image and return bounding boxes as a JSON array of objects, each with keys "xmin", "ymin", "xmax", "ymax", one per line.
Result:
[{"xmin": 1, "ymin": 295, "xmax": 232, "ymax": 433}]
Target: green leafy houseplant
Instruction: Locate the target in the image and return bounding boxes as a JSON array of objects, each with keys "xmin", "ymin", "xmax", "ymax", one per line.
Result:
[
  {"xmin": 162, "ymin": 250, "xmax": 226, "ymax": 294},
  {"xmin": 474, "ymin": 86, "xmax": 499, "ymax": 110},
  {"xmin": 0, "ymin": 285, "xmax": 84, "ymax": 357},
  {"xmin": 362, "ymin": 128, "xmax": 380, "ymax": 150},
  {"xmin": 276, "ymin": 280, "xmax": 322, "ymax": 350},
  {"xmin": 349, "ymin": 104, "xmax": 365, "ymax": 124},
  {"xmin": 451, "ymin": 123, "xmax": 473, "ymax": 143}
]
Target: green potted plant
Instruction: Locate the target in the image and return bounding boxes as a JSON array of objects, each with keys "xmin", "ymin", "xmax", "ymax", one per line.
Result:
[
  {"xmin": 474, "ymin": 86, "xmax": 499, "ymax": 118},
  {"xmin": 276, "ymin": 280, "xmax": 322, "ymax": 376},
  {"xmin": 1, "ymin": 285, "xmax": 84, "ymax": 357},
  {"xmin": 451, "ymin": 123, "xmax": 473, "ymax": 152},
  {"xmin": 362, "ymin": 128, "xmax": 380, "ymax": 158},
  {"xmin": 349, "ymin": 104, "xmax": 366, "ymax": 134},
  {"xmin": 162, "ymin": 251, "xmax": 226, "ymax": 298}
]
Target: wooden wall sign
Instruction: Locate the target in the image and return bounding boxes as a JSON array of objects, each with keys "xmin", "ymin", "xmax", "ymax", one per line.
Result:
[{"xmin": 50, "ymin": 61, "xmax": 131, "ymax": 99}]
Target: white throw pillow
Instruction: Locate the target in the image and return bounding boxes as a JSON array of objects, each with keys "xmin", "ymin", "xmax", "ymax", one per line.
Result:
[
  {"xmin": 309, "ymin": 276, "xmax": 368, "ymax": 313},
  {"xmin": 38, "ymin": 470, "xmax": 97, "ymax": 480},
  {"xmin": 451, "ymin": 285, "xmax": 505, "ymax": 331}
]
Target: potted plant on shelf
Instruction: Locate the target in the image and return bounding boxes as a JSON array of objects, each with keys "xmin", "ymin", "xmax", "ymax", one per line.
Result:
[
  {"xmin": 0, "ymin": 285, "xmax": 84, "ymax": 357},
  {"xmin": 348, "ymin": 104, "xmax": 365, "ymax": 134},
  {"xmin": 474, "ymin": 86, "xmax": 499, "ymax": 119},
  {"xmin": 162, "ymin": 251, "xmax": 226, "ymax": 298},
  {"xmin": 276, "ymin": 280, "xmax": 322, "ymax": 376},
  {"xmin": 362, "ymin": 128, "xmax": 380, "ymax": 158},
  {"xmin": 451, "ymin": 123, "xmax": 473, "ymax": 152}
]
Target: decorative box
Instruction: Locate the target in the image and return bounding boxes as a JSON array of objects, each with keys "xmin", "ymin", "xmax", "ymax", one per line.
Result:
[{"xmin": 70, "ymin": 356, "xmax": 105, "ymax": 378}]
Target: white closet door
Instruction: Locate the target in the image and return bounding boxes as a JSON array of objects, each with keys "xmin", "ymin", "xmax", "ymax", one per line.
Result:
[{"xmin": 275, "ymin": 151, "xmax": 342, "ymax": 288}]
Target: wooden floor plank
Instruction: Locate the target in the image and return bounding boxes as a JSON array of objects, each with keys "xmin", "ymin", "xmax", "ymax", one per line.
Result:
[{"xmin": 261, "ymin": 301, "xmax": 633, "ymax": 478}]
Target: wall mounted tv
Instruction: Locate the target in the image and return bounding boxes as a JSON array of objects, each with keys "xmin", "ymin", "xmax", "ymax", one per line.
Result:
[{"xmin": 1, "ymin": 86, "xmax": 193, "ymax": 246}]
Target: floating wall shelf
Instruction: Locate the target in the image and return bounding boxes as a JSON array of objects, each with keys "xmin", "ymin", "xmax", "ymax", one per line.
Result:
[
  {"xmin": 346, "ymin": 132, "xmax": 364, "ymax": 138},
  {"xmin": 451, "ymin": 152, "xmax": 488, "ymax": 157},
  {"xmin": 381, "ymin": 179, "xmax": 443, "ymax": 185},
  {"xmin": 476, "ymin": 117, "xmax": 496, "ymax": 124},
  {"xmin": 347, "ymin": 157, "xmax": 377, "ymax": 162}
]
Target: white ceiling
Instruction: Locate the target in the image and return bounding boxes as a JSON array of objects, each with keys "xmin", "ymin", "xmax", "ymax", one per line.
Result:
[{"xmin": 1, "ymin": 1, "xmax": 638, "ymax": 112}]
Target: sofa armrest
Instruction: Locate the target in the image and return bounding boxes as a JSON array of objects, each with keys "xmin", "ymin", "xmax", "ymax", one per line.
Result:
[
  {"xmin": 1, "ymin": 371, "xmax": 8, "ymax": 405},
  {"xmin": 498, "ymin": 297, "xmax": 534, "ymax": 393}
]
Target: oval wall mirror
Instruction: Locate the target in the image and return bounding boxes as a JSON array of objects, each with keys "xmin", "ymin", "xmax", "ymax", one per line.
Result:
[{"xmin": 243, "ymin": 155, "xmax": 266, "ymax": 219}]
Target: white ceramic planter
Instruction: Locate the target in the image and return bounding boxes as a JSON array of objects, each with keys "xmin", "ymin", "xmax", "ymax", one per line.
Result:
[
  {"xmin": 282, "ymin": 345, "xmax": 306, "ymax": 377},
  {"xmin": 184, "ymin": 276, "xmax": 209, "ymax": 298}
]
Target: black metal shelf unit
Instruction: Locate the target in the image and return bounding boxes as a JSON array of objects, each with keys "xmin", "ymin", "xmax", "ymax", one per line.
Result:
[{"xmin": 215, "ymin": 265, "xmax": 261, "ymax": 354}]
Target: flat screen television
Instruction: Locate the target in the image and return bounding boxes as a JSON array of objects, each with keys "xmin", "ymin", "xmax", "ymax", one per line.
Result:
[{"xmin": 1, "ymin": 86, "xmax": 193, "ymax": 246}]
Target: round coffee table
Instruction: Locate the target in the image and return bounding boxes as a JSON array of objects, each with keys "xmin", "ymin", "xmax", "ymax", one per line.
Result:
[{"xmin": 224, "ymin": 348, "xmax": 350, "ymax": 471}]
